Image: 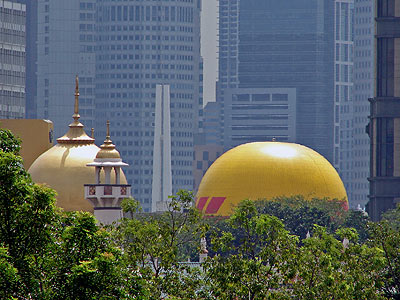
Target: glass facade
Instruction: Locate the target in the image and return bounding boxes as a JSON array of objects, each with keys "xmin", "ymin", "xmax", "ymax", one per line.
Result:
[
  {"xmin": 334, "ymin": 0, "xmax": 354, "ymax": 205},
  {"xmin": 218, "ymin": 0, "xmax": 335, "ymax": 162},
  {"xmin": 37, "ymin": 0, "xmax": 96, "ymax": 138},
  {"xmin": 352, "ymin": 0, "xmax": 374, "ymax": 208},
  {"xmin": 37, "ymin": 0, "xmax": 202, "ymax": 212},
  {"xmin": 95, "ymin": 0, "xmax": 202, "ymax": 211},
  {"xmin": 0, "ymin": 0, "xmax": 26, "ymax": 119}
]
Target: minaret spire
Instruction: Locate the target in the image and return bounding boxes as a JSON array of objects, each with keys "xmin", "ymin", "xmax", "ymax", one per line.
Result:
[
  {"xmin": 56, "ymin": 76, "xmax": 94, "ymax": 144},
  {"xmin": 106, "ymin": 120, "xmax": 111, "ymax": 140},
  {"xmin": 73, "ymin": 75, "xmax": 80, "ymax": 122}
]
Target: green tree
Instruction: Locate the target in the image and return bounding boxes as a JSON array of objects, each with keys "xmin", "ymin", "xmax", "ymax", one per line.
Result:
[
  {"xmin": 117, "ymin": 190, "xmax": 207, "ymax": 299},
  {"xmin": 0, "ymin": 130, "xmax": 146, "ymax": 299},
  {"xmin": 205, "ymin": 200, "xmax": 298, "ymax": 299},
  {"xmin": 369, "ymin": 220, "xmax": 400, "ymax": 299},
  {"xmin": 255, "ymin": 196, "xmax": 370, "ymax": 242},
  {"xmin": 0, "ymin": 247, "xmax": 19, "ymax": 300},
  {"xmin": 293, "ymin": 226, "xmax": 385, "ymax": 299},
  {"xmin": 44, "ymin": 211, "xmax": 147, "ymax": 300},
  {"xmin": 0, "ymin": 129, "xmax": 57, "ymax": 297}
]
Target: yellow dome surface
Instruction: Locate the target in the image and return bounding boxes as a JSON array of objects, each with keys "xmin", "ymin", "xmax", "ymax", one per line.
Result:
[
  {"xmin": 196, "ymin": 142, "xmax": 348, "ymax": 216},
  {"xmin": 28, "ymin": 76, "xmax": 127, "ymax": 212}
]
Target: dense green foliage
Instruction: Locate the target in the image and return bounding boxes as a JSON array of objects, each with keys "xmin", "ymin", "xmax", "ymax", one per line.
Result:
[{"xmin": 1, "ymin": 129, "xmax": 400, "ymax": 299}]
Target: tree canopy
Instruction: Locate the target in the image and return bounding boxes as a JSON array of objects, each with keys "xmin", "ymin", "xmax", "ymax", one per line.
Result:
[{"xmin": 1, "ymin": 128, "xmax": 400, "ymax": 299}]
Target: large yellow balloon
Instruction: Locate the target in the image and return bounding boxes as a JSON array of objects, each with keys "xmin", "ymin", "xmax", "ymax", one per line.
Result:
[{"xmin": 196, "ymin": 142, "xmax": 348, "ymax": 216}]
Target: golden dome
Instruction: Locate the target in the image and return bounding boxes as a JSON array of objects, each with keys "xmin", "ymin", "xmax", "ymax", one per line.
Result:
[
  {"xmin": 28, "ymin": 76, "xmax": 127, "ymax": 212},
  {"xmin": 96, "ymin": 120, "xmax": 121, "ymax": 159},
  {"xmin": 196, "ymin": 142, "xmax": 348, "ymax": 216}
]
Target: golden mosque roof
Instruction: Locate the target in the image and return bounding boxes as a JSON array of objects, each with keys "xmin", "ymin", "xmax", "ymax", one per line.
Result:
[
  {"xmin": 196, "ymin": 142, "xmax": 348, "ymax": 216},
  {"xmin": 28, "ymin": 76, "xmax": 127, "ymax": 212},
  {"xmin": 96, "ymin": 120, "xmax": 121, "ymax": 159}
]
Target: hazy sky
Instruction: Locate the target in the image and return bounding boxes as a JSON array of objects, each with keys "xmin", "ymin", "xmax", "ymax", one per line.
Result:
[{"xmin": 201, "ymin": 0, "xmax": 218, "ymax": 103}]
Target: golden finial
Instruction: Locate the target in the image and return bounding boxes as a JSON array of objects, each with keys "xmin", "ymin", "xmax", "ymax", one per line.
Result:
[
  {"xmin": 106, "ymin": 120, "xmax": 110, "ymax": 139},
  {"xmin": 56, "ymin": 76, "xmax": 94, "ymax": 144},
  {"xmin": 73, "ymin": 75, "xmax": 80, "ymax": 122},
  {"xmin": 95, "ymin": 120, "xmax": 121, "ymax": 159},
  {"xmin": 91, "ymin": 128, "xmax": 94, "ymax": 139}
]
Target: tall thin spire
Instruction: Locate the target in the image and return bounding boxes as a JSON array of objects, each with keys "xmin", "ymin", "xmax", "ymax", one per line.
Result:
[
  {"xmin": 73, "ymin": 75, "xmax": 80, "ymax": 122},
  {"xmin": 57, "ymin": 76, "xmax": 94, "ymax": 144},
  {"xmin": 106, "ymin": 120, "xmax": 111, "ymax": 140}
]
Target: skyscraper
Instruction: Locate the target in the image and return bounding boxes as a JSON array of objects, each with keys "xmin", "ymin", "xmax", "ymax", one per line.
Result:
[
  {"xmin": 94, "ymin": 1, "xmax": 202, "ymax": 212},
  {"xmin": 334, "ymin": 0, "xmax": 354, "ymax": 204},
  {"xmin": 218, "ymin": 0, "xmax": 335, "ymax": 162},
  {"xmin": 352, "ymin": 0, "xmax": 374, "ymax": 208},
  {"xmin": 36, "ymin": 1, "xmax": 203, "ymax": 212},
  {"xmin": 367, "ymin": 0, "xmax": 400, "ymax": 221},
  {"xmin": 36, "ymin": 0, "xmax": 96, "ymax": 138},
  {"xmin": 0, "ymin": 0, "xmax": 26, "ymax": 119},
  {"xmin": 18, "ymin": 0, "xmax": 38, "ymax": 119}
]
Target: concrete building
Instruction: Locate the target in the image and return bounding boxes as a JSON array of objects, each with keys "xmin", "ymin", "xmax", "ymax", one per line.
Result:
[
  {"xmin": 0, "ymin": 119, "xmax": 53, "ymax": 169},
  {"xmin": 222, "ymin": 88, "xmax": 297, "ymax": 149},
  {"xmin": 95, "ymin": 1, "xmax": 202, "ymax": 212},
  {"xmin": 367, "ymin": 0, "xmax": 400, "ymax": 220},
  {"xmin": 202, "ymin": 101, "xmax": 222, "ymax": 146},
  {"xmin": 218, "ymin": 0, "xmax": 335, "ymax": 162},
  {"xmin": 193, "ymin": 133, "xmax": 223, "ymax": 192},
  {"xmin": 352, "ymin": 0, "xmax": 374, "ymax": 208},
  {"xmin": 0, "ymin": 0, "xmax": 26, "ymax": 119},
  {"xmin": 36, "ymin": 0, "xmax": 96, "ymax": 138}
]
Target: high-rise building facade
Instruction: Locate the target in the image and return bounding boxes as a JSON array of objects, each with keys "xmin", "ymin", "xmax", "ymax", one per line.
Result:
[
  {"xmin": 367, "ymin": 0, "xmax": 400, "ymax": 221},
  {"xmin": 36, "ymin": 1, "xmax": 203, "ymax": 212},
  {"xmin": 334, "ymin": 0, "xmax": 354, "ymax": 204},
  {"xmin": 17, "ymin": 0, "xmax": 38, "ymax": 119},
  {"xmin": 352, "ymin": 0, "xmax": 374, "ymax": 208},
  {"xmin": 218, "ymin": 0, "xmax": 335, "ymax": 162},
  {"xmin": 0, "ymin": 0, "xmax": 26, "ymax": 119},
  {"xmin": 223, "ymin": 88, "xmax": 297, "ymax": 149},
  {"xmin": 37, "ymin": 0, "xmax": 96, "ymax": 138},
  {"xmin": 95, "ymin": 1, "xmax": 202, "ymax": 211}
]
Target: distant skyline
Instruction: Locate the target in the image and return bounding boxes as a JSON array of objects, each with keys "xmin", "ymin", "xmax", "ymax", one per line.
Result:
[{"xmin": 201, "ymin": 0, "xmax": 218, "ymax": 104}]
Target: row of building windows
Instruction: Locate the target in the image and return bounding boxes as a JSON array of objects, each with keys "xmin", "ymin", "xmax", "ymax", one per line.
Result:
[
  {"xmin": 99, "ymin": 24, "xmax": 194, "ymax": 34},
  {"xmin": 99, "ymin": 5, "xmax": 194, "ymax": 24},
  {"xmin": 0, "ymin": 28, "xmax": 25, "ymax": 45},
  {"xmin": 95, "ymin": 34, "xmax": 195, "ymax": 48},
  {"xmin": 0, "ymin": 69, "xmax": 25, "ymax": 86}
]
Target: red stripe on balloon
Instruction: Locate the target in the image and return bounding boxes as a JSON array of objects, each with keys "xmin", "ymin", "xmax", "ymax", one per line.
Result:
[
  {"xmin": 196, "ymin": 197, "xmax": 209, "ymax": 211},
  {"xmin": 205, "ymin": 197, "xmax": 226, "ymax": 214}
]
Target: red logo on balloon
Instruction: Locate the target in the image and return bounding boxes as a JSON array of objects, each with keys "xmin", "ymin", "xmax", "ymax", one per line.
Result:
[{"xmin": 196, "ymin": 196, "xmax": 226, "ymax": 214}]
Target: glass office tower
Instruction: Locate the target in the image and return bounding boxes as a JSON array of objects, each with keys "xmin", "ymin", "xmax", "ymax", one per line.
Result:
[
  {"xmin": 95, "ymin": 0, "xmax": 202, "ymax": 211},
  {"xmin": 0, "ymin": 0, "xmax": 26, "ymax": 119},
  {"xmin": 218, "ymin": 0, "xmax": 335, "ymax": 162}
]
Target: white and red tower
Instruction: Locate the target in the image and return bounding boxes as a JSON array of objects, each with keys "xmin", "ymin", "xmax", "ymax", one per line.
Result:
[{"xmin": 85, "ymin": 121, "xmax": 131, "ymax": 225}]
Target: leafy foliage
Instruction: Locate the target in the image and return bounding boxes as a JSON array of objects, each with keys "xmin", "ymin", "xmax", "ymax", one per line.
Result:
[
  {"xmin": 1, "ymin": 129, "xmax": 400, "ymax": 299},
  {"xmin": 117, "ymin": 190, "xmax": 207, "ymax": 299}
]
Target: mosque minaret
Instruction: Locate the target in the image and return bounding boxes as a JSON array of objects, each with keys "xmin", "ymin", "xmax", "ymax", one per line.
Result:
[{"xmin": 85, "ymin": 121, "xmax": 131, "ymax": 225}]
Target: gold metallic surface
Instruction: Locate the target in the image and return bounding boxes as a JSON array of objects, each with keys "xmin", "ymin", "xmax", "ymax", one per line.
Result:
[
  {"xmin": 196, "ymin": 142, "xmax": 348, "ymax": 216},
  {"xmin": 96, "ymin": 120, "xmax": 121, "ymax": 159},
  {"xmin": 28, "ymin": 77, "xmax": 127, "ymax": 212}
]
